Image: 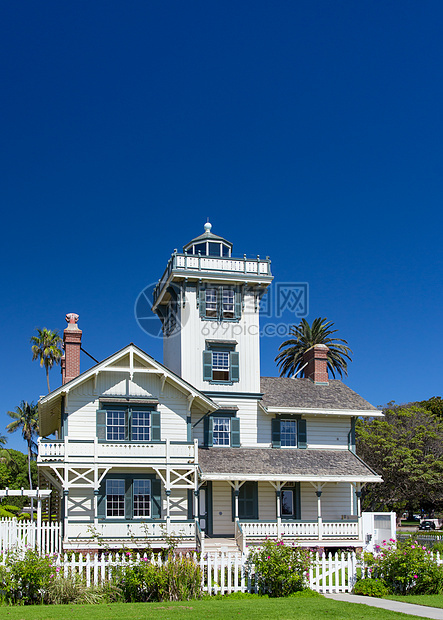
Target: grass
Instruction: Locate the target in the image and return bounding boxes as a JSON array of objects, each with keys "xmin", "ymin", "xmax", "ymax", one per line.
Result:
[
  {"xmin": 385, "ymin": 594, "xmax": 443, "ymax": 609},
  {"xmin": 0, "ymin": 597, "xmax": 429, "ymax": 620}
]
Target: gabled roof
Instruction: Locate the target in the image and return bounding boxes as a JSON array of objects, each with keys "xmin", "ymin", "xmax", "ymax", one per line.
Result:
[
  {"xmin": 39, "ymin": 343, "xmax": 218, "ymax": 436},
  {"xmin": 198, "ymin": 448, "xmax": 382, "ymax": 482},
  {"xmin": 260, "ymin": 377, "xmax": 382, "ymax": 416}
]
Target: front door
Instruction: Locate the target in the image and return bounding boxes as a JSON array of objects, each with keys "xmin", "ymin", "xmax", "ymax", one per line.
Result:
[{"xmin": 199, "ymin": 482, "xmax": 213, "ymax": 536}]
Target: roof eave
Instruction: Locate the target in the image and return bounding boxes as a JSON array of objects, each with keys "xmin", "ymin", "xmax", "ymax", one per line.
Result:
[{"xmin": 263, "ymin": 406, "xmax": 383, "ymax": 417}]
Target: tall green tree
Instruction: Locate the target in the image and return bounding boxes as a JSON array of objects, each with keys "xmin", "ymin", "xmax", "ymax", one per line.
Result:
[
  {"xmin": 356, "ymin": 403, "xmax": 443, "ymax": 515},
  {"xmin": 6, "ymin": 401, "xmax": 39, "ymax": 493},
  {"xmin": 0, "ymin": 434, "xmax": 17, "ymax": 469},
  {"xmin": 275, "ymin": 317, "xmax": 353, "ymax": 378},
  {"xmin": 31, "ymin": 328, "xmax": 62, "ymax": 392}
]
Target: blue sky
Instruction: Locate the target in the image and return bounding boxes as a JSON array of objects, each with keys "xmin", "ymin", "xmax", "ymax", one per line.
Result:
[{"xmin": 1, "ymin": 1, "xmax": 443, "ymax": 452}]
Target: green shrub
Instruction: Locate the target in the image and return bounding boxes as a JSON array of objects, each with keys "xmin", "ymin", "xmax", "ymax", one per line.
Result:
[
  {"xmin": 353, "ymin": 578, "xmax": 389, "ymax": 597},
  {"xmin": 432, "ymin": 541, "xmax": 443, "ymax": 553},
  {"xmin": 365, "ymin": 538, "xmax": 443, "ymax": 595},
  {"xmin": 116, "ymin": 554, "xmax": 202, "ymax": 602},
  {"xmin": 248, "ymin": 539, "xmax": 312, "ymax": 597}
]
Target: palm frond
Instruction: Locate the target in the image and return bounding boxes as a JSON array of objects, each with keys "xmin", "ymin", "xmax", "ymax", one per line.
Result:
[{"xmin": 275, "ymin": 317, "xmax": 353, "ymax": 379}]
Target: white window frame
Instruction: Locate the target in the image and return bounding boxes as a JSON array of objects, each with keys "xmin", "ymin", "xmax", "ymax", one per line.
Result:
[
  {"xmin": 106, "ymin": 479, "xmax": 125, "ymax": 518},
  {"xmin": 133, "ymin": 479, "xmax": 151, "ymax": 517},
  {"xmin": 280, "ymin": 419, "xmax": 297, "ymax": 448},
  {"xmin": 213, "ymin": 416, "xmax": 231, "ymax": 446}
]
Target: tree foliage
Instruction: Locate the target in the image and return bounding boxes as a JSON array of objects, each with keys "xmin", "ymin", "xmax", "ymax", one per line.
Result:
[
  {"xmin": 30, "ymin": 327, "xmax": 62, "ymax": 393},
  {"xmin": 0, "ymin": 449, "xmax": 38, "ymax": 511},
  {"xmin": 356, "ymin": 403, "xmax": 443, "ymax": 514},
  {"xmin": 6, "ymin": 402, "xmax": 39, "ymax": 493},
  {"xmin": 275, "ymin": 317, "xmax": 353, "ymax": 378}
]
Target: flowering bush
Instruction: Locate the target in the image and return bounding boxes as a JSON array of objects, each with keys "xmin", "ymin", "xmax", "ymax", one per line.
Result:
[
  {"xmin": 0, "ymin": 549, "xmax": 53, "ymax": 604},
  {"xmin": 365, "ymin": 538, "xmax": 443, "ymax": 595},
  {"xmin": 248, "ymin": 539, "xmax": 312, "ymax": 597}
]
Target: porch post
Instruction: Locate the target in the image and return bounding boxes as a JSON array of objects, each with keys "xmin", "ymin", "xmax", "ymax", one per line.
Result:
[
  {"xmin": 276, "ymin": 483, "xmax": 282, "ymax": 538},
  {"xmin": 94, "ymin": 490, "xmax": 99, "ymax": 526},
  {"xmin": 63, "ymin": 490, "xmax": 69, "ymax": 542},
  {"xmin": 166, "ymin": 439, "xmax": 171, "ymax": 534},
  {"xmin": 166, "ymin": 490, "xmax": 171, "ymax": 534},
  {"xmin": 316, "ymin": 488, "xmax": 323, "ymax": 541},
  {"xmin": 356, "ymin": 484, "xmax": 362, "ymax": 541},
  {"xmin": 36, "ymin": 489, "xmax": 42, "ymax": 553},
  {"xmin": 234, "ymin": 481, "xmax": 240, "ymax": 522}
]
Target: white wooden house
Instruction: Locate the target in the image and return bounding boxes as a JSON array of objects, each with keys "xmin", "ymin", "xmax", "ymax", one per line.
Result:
[{"xmin": 37, "ymin": 223, "xmax": 382, "ymax": 551}]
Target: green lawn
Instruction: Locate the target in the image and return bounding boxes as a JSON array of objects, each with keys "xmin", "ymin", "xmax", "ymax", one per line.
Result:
[
  {"xmin": 385, "ymin": 594, "xmax": 443, "ymax": 609},
  {"xmin": 0, "ymin": 597, "xmax": 429, "ymax": 620}
]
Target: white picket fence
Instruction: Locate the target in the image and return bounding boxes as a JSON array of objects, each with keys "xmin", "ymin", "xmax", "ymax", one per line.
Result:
[
  {"xmin": 0, "ymin": 518, "xmax": 61, "ymax": 555},
  {"xmin": 0, "ymin": 549, "xmax": 360, "ymax": 594}
]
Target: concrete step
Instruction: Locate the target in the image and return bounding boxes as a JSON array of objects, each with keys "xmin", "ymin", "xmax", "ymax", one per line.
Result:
[{"xmin": 203, "ymin": 537, "xmax": 240, "ymax": 553}]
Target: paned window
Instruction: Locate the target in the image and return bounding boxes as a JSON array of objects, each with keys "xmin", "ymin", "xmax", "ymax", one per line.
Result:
[
  {"xmin": 106, "ymin": 479, "xmax": 125, "ymax": 517},
  {"xmin": 280, "ymin": 420, "xmax": 297, "ymax": 447},
  {"xmin": 132, "ymin": 411, "xmax": 150, "ymax": 441},
  {"xmin": 97, "ymin": 406, "xmax": 160, "ymax": 442},
  {"xmin": 133, "ymin": 479, "xmax": 151, "ymax": 517},
  {"xmin": 99, "ymin": 475, "xmax": 161, "ymax": 521},
  {"xmin": 203, "ymin": 346, "xmax": 239, "ymax": 384},
  {"xmin": 213, "ymin": 417, "xmax": 230, "ymax": 446},
  {"xmin": 107, "ymin": 411, "xmax": 125, "ymax": 441},
  {"xmin": 201, "ymin": 287, "xmax": 240, "ymax": 320},
  {"xmin": 205, "ymin": 289, "xmax": 217, "ymax": 318},
  {"xmin": 222, "ymin": 289, "xmax": 234, "ymax": 319},
  {"xmin": 212, "ymin": 351, "xmax": 230, "ymax": 381}
]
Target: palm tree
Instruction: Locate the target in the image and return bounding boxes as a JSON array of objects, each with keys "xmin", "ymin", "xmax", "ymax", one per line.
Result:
[
  {"xmin": 275, "ymin": 317, "xmax": 353, "ymax": 379},
  {"xmin": 31, "ymin": 328, "xmax": 62, "ymax": 392},
  {"xmin": 6, "ymin": 401, "xmax": 39, "ymax": 494}
]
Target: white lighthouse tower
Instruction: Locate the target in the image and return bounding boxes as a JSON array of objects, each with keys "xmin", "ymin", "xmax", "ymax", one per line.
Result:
[{"xmin": 152, "ymin": 222, "xmax": 273, "ymax": 397}]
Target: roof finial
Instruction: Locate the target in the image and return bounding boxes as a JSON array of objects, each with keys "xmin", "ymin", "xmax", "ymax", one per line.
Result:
[{"xmin": 204, "ymin": 220, "xmax": 212, "ymax": 233}]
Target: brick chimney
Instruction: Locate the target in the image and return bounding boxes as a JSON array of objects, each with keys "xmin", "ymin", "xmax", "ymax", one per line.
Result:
[
  {"xmin": 62, "ymin": 313, "xmax": 82, "ymax": 384},
  {"xmin": 303, "ymin": 344, "xmax": 329, "ymax": 384}
]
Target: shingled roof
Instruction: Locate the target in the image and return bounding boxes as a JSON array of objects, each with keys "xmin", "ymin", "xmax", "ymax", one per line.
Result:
[
  {"xmin": 260, "ymin": 377, "xmax": 378, "ymax": 411},
  {"xmin": 198, "ymin": 448, "xmax": 381, "ymax": 480}
]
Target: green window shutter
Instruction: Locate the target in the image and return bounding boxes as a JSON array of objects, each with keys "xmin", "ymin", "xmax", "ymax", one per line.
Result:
[
  {"xmin": 125, "ymin": 410, "xmax": 130, "ymax": 441},
  {"xmin": 125, "ymin": 479, "xmax": 133, "ymax": 520},
  {"xmin": 217, "ymin": 288, "xmax": 223, "ymax": 320},
  {"xmin": 349, "ymin": 418, "xmax": 356, "ymax": 453},
  {"xmin": 253, "ymin": 481, "xmax": 259, "ymax": 519},
  {"xmin": 151, "ymin": 411, "xmax": 161, "ymax": 441},
  {"xmin": 295, "ymin": 482, "xmax": 301, "ymax": 519},
  {"xmin": 271, "ymin": 418, "xmax": 281, "ymax": 448},
  {"xmin": 298, "ymin": 419, "xmax": 307, "ymax": 449},
  {"xmin": 151, "ymin": 478, "xmax": 162, "ymax": 519},
  {"xmin": 204, "ymin": 415, "xmax": 213, "ymax": 447},
  {"xmin": 230, "ymin": 417, "xmax": 240, "ymax": 447},
  {"xmin": 234, "ymin": 290, "xmax": 242, "ymax": 319},
  {"xmin": 97, "ymin": 479, "xmax": 106, "ymax": 518},
  {"xmin": 203, "ymin": 350, "xmax": 212, "ymax": 382},
  {"xmin": 96, "ymin": 409, "xmax": 107, "ymax": 440},
  {"xmin": 230, "ymin": 352, "xmax": 240, "ymax": 383},
  {"xmin": 187, "ymin": 489, "xmax": 193, "ymax": 520},
  {"xmin": 199, "ymin": 288, "xmax": 206, "ymax": 318}
]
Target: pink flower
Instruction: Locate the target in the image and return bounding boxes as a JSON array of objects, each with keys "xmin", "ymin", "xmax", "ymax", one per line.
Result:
[
  {"xmin": 413, "ymin": 574, "xmax": 418, "ymax": 579},
  {"xmin": 267, "ymin": 556, "xmax": 270, "ymax": 559}
]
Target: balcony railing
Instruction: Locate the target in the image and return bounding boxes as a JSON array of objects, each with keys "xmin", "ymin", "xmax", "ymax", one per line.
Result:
[
  {"xmin": 153, "ymin": 253, "xmax": 272, "ymax": 304},
  {"xmin": 38, "ymin": 438, "xmax": 197, "ymax": 463}
]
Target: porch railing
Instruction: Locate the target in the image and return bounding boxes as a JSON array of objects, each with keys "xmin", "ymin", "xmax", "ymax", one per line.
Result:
[
  {"xmin": 234, "ymin": 520, "xmax": 246, "ymax": 554},
  {"xmin": 65, "ymin": 519, "xmax": 196, "ymax": 546},
  {"xmin": 240, "ymin": 520, "xmax": 359, "ymax": 540}
]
